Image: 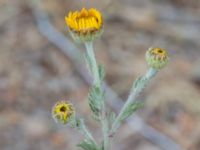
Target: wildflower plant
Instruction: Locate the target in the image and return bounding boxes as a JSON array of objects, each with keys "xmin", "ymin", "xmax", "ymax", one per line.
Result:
[{"xmin": 52, "ymin": 7, "xmax": 169, "ymax": 150}]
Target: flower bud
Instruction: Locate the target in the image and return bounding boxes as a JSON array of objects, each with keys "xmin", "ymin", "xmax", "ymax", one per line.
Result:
[
  {"xmin": 65, "ymin": 8, "xmax": 103, "ymax": 43},
  {"xmin": 52, "ymin": 101, "xmax": 75, "ymax": 125},
  {"xmin": 145, "ymin": 47, "xmax": 169, "ymax": 70}
]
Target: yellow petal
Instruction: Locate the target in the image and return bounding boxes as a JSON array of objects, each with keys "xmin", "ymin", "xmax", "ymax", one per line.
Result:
[
  {"xmin": 81, "ymin": 18, "xmax": 85, "ymax": 30},
  {"xmin": 80, "ymin": 8, "xmax": 88, "ymax": 17},
  {"xmin": 91, "ymin": 17, "xmax": 98, "ymax": 29}
]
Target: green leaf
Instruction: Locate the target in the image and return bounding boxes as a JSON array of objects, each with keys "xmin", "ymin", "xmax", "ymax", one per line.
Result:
[
  {"xmin": 133, "ymin": 76, "xmax": 148, "ymax": 92},
  {"xmin": 88, "ymin": 86, "xmax": 105, "ymax": 117},
  {"xmin": 91, "ymin": 114, "xmax": 101, "ymax": 122},
  {"xmin": 119, "ymin": 101, "xmax": 144, "ymax": 122},
  {"xmin": 69, "ymin": 117, "xmax": 78, "ymax": 128},
  {"xmin": 108, "ymin": 111, "xmax": 116, "ymax": 126},
  {"xmin": 77, "ymin": 140, "xmax": 100, "ymax": 150}
]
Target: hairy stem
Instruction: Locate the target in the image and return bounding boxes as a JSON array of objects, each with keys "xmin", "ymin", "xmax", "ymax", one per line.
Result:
[
  {"xmin": 85, "ymin": 42, "xmax": 101, "ymax": 87},
  {"xmin": 85, "ymin": 41, "xmax": 110, "ymax": 150},
  {"xmin": 78, "ymin": 118, "xmax": 97, "ymax": 144},
  {"xmin": 110, "ymin": 68, "xmax": 157, "ymax": 134},
  {"xmin": 102, "ymin": 103, "xmax": 110, "ymax": 150}
]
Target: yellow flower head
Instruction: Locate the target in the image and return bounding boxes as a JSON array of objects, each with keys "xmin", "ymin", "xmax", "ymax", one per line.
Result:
[
  {"xmin": 52, "ymin": 101, "xmax": 75, "ymax": 125},
  {"xmin": 65, "ymin": 8, "xmax": 103, "ymax": 42},
  {"xmin": 146, "ymin": 47, "xmax": 169, "ymax": 70}
]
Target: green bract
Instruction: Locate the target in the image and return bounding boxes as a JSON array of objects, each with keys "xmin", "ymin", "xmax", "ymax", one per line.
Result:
[{"xmin": 146, "ymin": 47, "xmax": 169, "ymax": 70}]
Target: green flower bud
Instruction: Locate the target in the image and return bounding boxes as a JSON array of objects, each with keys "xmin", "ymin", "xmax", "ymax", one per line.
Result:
[{"xmin": 145, "ymin": 47, "xmax": 169, "ymax": 70}]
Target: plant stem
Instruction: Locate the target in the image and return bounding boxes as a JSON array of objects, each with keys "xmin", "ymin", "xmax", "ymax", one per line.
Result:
[
  {"xmin": 85, "ymin": 41, "xmax": 110, "ymax": 150},
  {"xmin": 110, "ymin": 68, "xmax": 157, "ymax": 135},
  {"xmin": 85, "ymin": 42, "xmax": 101, "ymax": 87},
  {"xmin": 102, "ymin": 103, "xmax": 110, "ymax": 150},
  {"xmin": 78, "ymin": 118, "xmax": 97, "ymax": 144},
  {"xmin": 144, "ymin": 67, "xmax": 157, "ymax": 79}
]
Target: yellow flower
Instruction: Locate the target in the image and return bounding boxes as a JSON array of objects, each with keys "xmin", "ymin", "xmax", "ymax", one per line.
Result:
[
  {"xmin": 146, "ymin": 47, "xmax": 169, "ymax": 69},
  {"xmin": 65, "ymin": 8, "xmax": 103, "ymax": 42},
  {"xmin": 52, "ymin": 101, "xmax": 75, "ymax": 125}
]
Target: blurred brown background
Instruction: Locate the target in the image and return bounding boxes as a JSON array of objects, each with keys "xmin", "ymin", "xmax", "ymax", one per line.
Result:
[{"xmin": 0, "ymin": 0, "xmax": 200, "ymax": 150}]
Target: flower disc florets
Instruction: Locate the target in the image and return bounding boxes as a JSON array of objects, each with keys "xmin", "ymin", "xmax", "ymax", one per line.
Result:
[
  {"xmin": 65, "ymin": 8, "xmax": 103, "ymax": 42},
  {"xmin": 146, "ymin": 47, "xmax": 169, "ymax": 70},
  {"xmin": 52, "ymin": 101, "xmax": 75, "ymax": 125}
]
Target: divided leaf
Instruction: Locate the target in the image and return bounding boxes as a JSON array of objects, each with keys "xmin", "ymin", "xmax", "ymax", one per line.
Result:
[
  {"xmin": 77, "ymin": 140, "xmax": 100, "ymax": 150},
  {"xmin": 88, "ymin": 86, "xmax": 105, "ymax": 117},
  {"xmin": 108, "ymin": 111, "xmax": 116, "ymax": 126},
  {"xmin": 119, "ymin": 101, "xmax": 144, "ymax": 122},
  {"xmin": 133, "ymin": 76, "xmax": 148, "ymax": 92}
]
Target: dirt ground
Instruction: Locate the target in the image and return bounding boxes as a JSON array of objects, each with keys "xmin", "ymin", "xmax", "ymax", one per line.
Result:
[{"xmin": 0, "ymin": 0, "xmax": 200, "ymax": 150}]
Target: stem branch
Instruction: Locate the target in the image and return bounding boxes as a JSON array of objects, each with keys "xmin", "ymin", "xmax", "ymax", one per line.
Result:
[
  {"xmin": 78, "ymin": 118, "xmax": 97, "ymax": 144},
  {"xmin": 110, "ymin": 68, "xmax": 157, "ymax": 134}
]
